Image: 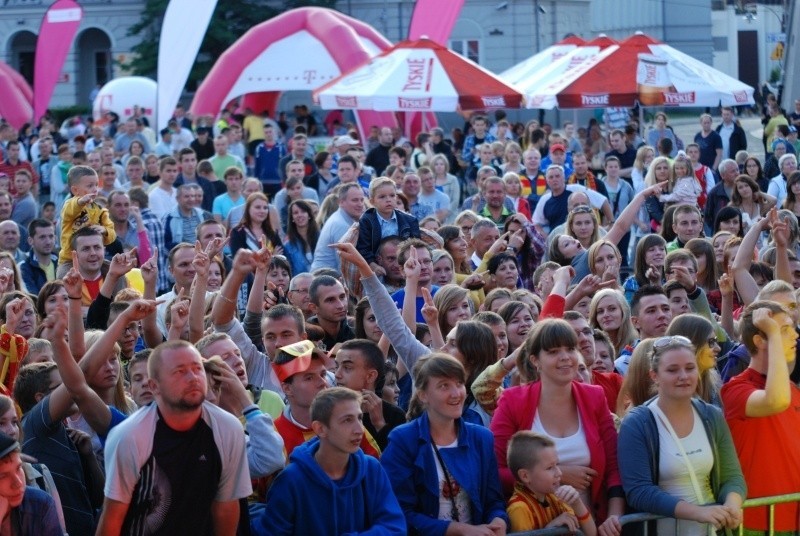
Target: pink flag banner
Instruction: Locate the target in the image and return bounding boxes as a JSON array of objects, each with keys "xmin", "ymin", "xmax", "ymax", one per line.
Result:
[
  {"xmin": 407, "ymin": 0, "xmax": 465, "ymax": 44},
  {"xmin": 34, "ymin": 0, "xmax": 82, "ymax": 123}
]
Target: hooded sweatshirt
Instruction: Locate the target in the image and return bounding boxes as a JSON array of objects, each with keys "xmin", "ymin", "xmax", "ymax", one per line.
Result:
[{"xmin": 258, "ymin": 437, "xmax": 406, "ymax": 535}]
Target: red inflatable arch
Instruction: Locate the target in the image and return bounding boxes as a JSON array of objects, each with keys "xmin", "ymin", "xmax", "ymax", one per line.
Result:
[{"xmin": 191, "ymin": 7, "xmax": 399, "ymax": 138}]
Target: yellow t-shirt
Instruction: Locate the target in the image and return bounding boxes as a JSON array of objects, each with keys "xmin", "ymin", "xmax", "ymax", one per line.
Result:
[{"xmin": 243, "ymin": 115, "xmax": 265, "ymax": 144}]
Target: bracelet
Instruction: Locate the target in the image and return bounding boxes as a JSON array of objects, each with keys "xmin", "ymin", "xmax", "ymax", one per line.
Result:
[
  {"xmin": 218, "ymin": 294, "xmax": 236, "ymax": 305},
  {"xmin": 68, "ymin": 295, "xmax": 81, "ymax": 300},
  {"xmin": 576, "ymin": 511, "xmax": 592, "ymax": 522}
]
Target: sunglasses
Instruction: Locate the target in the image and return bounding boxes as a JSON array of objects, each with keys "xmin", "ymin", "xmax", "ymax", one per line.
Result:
[
  {"xmin": 570, "ymin": 205, "xmax": 592, "ymax": 214},
  {"xmin": 653, "ymin": 335, "xmax": 693, "ymax": 350}
]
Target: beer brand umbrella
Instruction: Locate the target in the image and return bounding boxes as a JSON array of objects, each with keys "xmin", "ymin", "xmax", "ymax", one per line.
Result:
[
  {"xmin": 522, "ymin": 32, "xmax": 755, "ymax": 109},
  {"xmin": 499, "ymin": 35, "xmax": 585, "ymax": 87},
  {"xmin": 313, "ymin": 37, "xmax": 525, "ymax": 112}
]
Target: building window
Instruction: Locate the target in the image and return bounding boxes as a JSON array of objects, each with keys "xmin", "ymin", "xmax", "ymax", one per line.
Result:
[
  {"xmin": 450, "ymin": 39, "xmax": 481, "ymax": 64},
  {"xmin": 95, "ymin": 50, "xmax": 110, "ymax": 85}
]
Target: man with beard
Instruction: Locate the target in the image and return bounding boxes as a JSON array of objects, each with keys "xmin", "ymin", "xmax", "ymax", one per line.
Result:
[{"xmin": 98, "ymin": 340, "xmax": 252, "ymax": 535}]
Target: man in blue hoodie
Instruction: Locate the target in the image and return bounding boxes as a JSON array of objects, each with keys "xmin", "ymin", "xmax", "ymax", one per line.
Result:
[{"xmin": 259, "ymin": 387, "xmax": 406, "ymax": 535}]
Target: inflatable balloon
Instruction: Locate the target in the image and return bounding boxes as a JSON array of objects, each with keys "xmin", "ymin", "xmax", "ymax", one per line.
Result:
[{"xmin": 92, "ymin": 77, "xmax": 156, "ymax": 124}]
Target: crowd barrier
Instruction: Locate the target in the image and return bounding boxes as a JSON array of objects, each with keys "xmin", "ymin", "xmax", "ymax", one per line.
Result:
[{"xmin": 509, "ymin": 492, "xmax": 800, "ymax": 536}]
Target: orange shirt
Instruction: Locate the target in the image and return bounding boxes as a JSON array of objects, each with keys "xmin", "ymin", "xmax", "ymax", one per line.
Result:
[{"xmin": 721, "ymin": 368, "xmax": 800, "ymax": 531}]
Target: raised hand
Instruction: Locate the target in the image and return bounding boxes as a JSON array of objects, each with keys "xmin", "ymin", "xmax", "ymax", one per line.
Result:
[
  {"xmin": 40, "ymin": 303, "xmax": 68, "ymax": 340},
  {"xmin": 329, "ymin": 242, "xmax": 367, "ymax": 269},
  {"xmin": 487, "ymin": 232, "xmax": 511, "ymax": 257},
  {"xmin": 752, "ymin": 307, "xmax": 780, "ymax": 335},
  {"xmin": 140, "ymin": 247, "xmax": 159, "ymax": 286},
  {"xmin": 403, "ymin": 246, "xmax": 421, "ymax": 280},
  {"xmin": 232, "ymin": 249, "xmax": 259, "ymax": 274},
  {"xmin": 508, "ymin": 228, "xmax": 526, "ymax": 251},
  {"xmin": 253, "ymin": 236, "xmax": 273, "ymax": 272},
  {"xmin": 718, "ymin": 268, "xmax": 734, "ymax": 297},
  {"xmin": 78, "ymin": 193, "xmax": 97, "ymax": 206},
  {"xmin": 4, "ymin": 298, "xmax": 26, "ymax": 334},
  {"xmin": 0, "ymin": 267, "xmax": 13, "ymax": 294},
  {"xmin": 124, "ymin": 299, "xmax": 161, "ymax": 322},
  {"xmin": 420, "ymin": 287, "xmax": 438, "ymax": 325},
  {"xmin": 108, "ymin": 251, "xmax": 135, "ymax": 279},
  {"xmin": 205, "ymin": 235, "xmax": 229, "ymax": 260},
  {"xmin": 192, "ymin": 240, "xmax": 210, "ymax": 278},
  {"xmin": 668, "ymin": 264, "xmax": 695, "ymax": 291},
  {"xmin": 63, "ymin": 260, "xmax": 84, "ymax": 298}
]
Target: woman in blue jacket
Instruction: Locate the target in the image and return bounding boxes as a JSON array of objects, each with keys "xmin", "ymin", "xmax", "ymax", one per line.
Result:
[
  {"xmin": 381, "ymin": 354, "xmax": 508, "ymax": 536},
  {"xmin": 618, "ymin": 335, "xmax": 745, "ymax": 535}
]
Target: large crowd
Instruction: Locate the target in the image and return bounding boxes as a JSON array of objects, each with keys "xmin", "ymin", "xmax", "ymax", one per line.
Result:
[{"xmin": 0, "ymin": 96, "xmax": 796, "ymax": 535}]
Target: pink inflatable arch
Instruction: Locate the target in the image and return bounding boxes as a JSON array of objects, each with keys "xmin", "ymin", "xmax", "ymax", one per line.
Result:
[
  {"xmin": 0, "ymin": 61, "xmax": 33, "ymax": 129},
  {"xmin": 191, "ymin": 7, "xmax": 398, "ymax": 139}
]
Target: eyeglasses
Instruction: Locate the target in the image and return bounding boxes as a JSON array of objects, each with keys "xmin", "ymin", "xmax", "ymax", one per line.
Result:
[
  {"xmin": 653, "ymin": 335, "xmax": 693, "ymax": 350},
  {"xmin": 289, "ymin": 288, "xmax": 309, "ymax": 295},
  {"xmin": 124, "ymin": 323, "xmax": 140, "ymax": 336},
  {"xmin": 707, "ymin": 337, "xmax": 720, "ymax": 347}
]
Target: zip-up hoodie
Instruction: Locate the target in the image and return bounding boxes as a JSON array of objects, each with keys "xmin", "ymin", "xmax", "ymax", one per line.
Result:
[{"xmin": 258, "ymin": 437, "xmax": 406, "ymax": 535}]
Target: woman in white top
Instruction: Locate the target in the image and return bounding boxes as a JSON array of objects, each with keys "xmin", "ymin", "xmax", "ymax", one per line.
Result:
[{"xmin": 618, "ymin": 335, "xmax": 745, "ymax": 536}]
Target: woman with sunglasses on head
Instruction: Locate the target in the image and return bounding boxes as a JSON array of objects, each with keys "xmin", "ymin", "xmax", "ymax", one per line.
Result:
[{"xmin": 618, "ymin": 335, "xmax": 745, "ymax": 535}]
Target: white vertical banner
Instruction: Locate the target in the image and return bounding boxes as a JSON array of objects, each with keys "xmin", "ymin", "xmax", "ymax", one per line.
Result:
[{"xmin": 156, "ymin": 0, "xmax": 217, "ymax": 132}]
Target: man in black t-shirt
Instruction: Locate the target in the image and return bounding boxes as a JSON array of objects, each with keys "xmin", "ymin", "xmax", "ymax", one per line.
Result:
[
  {"xmin": 99, "ymin": 340, "xmax": 251, "ymax": 535},
  {"xmin": 605, "ymin": 129, "xmax": 637, "ymax": 181}
]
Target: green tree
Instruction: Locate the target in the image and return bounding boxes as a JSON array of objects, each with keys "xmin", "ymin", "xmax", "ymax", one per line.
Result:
[{"xmin": 123, "ymin": 0, "xmax": 338, "ymax": 90}]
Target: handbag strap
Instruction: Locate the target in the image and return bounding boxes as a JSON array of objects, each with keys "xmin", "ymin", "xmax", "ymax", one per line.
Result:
[{"xmin": 649, "ymin": 402, "xmax": 715, "ymax": 536}]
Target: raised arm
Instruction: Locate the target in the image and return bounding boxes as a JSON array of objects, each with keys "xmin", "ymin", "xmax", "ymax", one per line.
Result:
[
  {"xmin": 139, "ymin": 248, "xmax": 163, "ymax": 348},
  {"xmin": 745, "ymin": 308, "xmax": 792, "ymax": 417},
  {"xmin": 401, "ymin": 248, "xmax": 421, "ymax": 332},
  {"xmin": 606, "ymin": 181, "xmax": 667, "ymax": 245},
  {"xmin": 188, "ymin": 241, "xmax": 210, "ymax": 343},
  {"xmin": 42, "ymin": 305, "xmax": 111, "ymax": 434},
  {"xmin": 62, "ymin": 262, "xmax": 86, "ymax": 360},
  {"xmin": 330, "ymin": 242, "xmax": 431, "ymax": 372},
  {"xmin": 732, "ymin": 212, "xmax": 773, "ymax": 304}
]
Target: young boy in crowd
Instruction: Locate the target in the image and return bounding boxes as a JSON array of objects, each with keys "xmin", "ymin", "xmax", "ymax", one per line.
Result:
[
  {"xmin": 56, "ymin": 165, "xmax": 116, "ymax": 276},
  {"xmin": 506, "ymin": 431, "xmax": 597, "ymax": 535},
  {"xmin": 258, "ymin": 387, "xmax": 405, "ymax": 535},
  {"xmin": 0, "ymin": 431, "xmax": 62, "ymax": 535},
  {"xmin": 20, "ymin": 339, "xmax": 52, "ymax": 367},
  {"xmin": 356, "ymin": 177, "xmax": 419, "ymax": 275}
]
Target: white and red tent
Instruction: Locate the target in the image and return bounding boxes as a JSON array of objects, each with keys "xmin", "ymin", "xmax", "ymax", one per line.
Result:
[
  {"xmin": 520, "ymin": 32, "xmax": 754, "ymax": 109},
  {"xmin": 314, "ymin": 37, "xmax": 524, "ymax": 112},
  {"xmin": 500, "ymin": 35, "xmax": 585, "ymax": 88}
]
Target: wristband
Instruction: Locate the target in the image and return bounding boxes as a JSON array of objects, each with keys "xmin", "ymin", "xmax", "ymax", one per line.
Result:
[
  {"xmin": 576, "ymin": 511, "xmax": 592, "ymax": 522},
  {"xmin": 218, "ymin": 294, "xmax": 236, "ymax": 305},
  {"xmin": 243, "ymin": 406, "xmax": 263, "ymax": 422}
]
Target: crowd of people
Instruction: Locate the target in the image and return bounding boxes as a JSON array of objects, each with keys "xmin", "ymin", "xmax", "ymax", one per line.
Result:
[{"xmin": 0, "ymin": 98, "xmax": 796, "ymax": 536}]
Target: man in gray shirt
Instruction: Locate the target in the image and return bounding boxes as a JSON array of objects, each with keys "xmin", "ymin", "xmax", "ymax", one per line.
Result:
[{"xmin": 311, "ymin": 183, "xmax": 365, "ymax": 271}]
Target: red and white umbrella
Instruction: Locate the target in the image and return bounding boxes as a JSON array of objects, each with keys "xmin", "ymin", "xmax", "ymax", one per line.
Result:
[
  {"xmin": 522, "ymin": 32, "xmax": 754, "ymax": 109},
  {"xmin": 499, "ymin": 35, "xmax": 586, "ymax": 89},
  {"xmin": 313, "ymin": 37, "xmax": 524, "ymax": 112}
]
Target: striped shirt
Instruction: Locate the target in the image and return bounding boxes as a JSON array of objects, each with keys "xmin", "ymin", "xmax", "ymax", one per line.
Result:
[{"xmin": 507, "ymin": 484, "xmax": 575, "ymax": 533}]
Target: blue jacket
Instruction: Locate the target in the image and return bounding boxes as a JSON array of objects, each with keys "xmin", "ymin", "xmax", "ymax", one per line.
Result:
[
  {"xmin": 258, "ymin": 437, "xmax": 406, "ymax": 536},
  {"xmin": 12, "ymin": 486, "xmax": 63, "ymax": 536},
  {"xmin": 618, "ymin": 398, "xmax": 746, "ymax": 519},
  {"xmin": 356, "ymin": 207, "xmax": 420, "ymax": 264},
  {"xmin": 381, "ymin": 412, "xmax": 508, "ymax": 536},
  {"xmin": 283, "ymin": 239, "xmax": 311, "ymax": 276},
  {"xmin": 19, "ymin": 250, "xmax": 57, "ymax": 295}
]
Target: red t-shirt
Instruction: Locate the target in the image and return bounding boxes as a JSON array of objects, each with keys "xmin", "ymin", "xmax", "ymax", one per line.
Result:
[
  {"xmin": 721, "ymin": 368, "xmax": 800, "ymax": 531},
  {"xmin": 83, "ymin": 276, "xmax": 102, "ymax": 304}
]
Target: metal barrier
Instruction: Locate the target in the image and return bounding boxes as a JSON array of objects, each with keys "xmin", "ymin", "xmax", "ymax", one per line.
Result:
[{"xmin": 509, "ymin": 493, "xmax": 800, "ymax": 536}]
